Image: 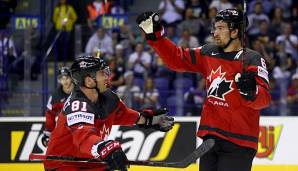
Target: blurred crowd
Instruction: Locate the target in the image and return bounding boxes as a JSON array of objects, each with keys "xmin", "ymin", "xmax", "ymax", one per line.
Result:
[{"xmin": 1, "ymin": 0, "xmax": 298, "ymax": 116}]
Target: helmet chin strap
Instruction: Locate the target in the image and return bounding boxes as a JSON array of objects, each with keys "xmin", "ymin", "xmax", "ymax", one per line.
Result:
[
  {"xmin": 223, "ymin": 36, "xmax": 236, "ymax": 49},
  {"xmin": 82, "ymin": 77, "xmax": 98, "ymax": 90},
  {"xmin": 222, "ymin": 28, "xmax": 237, "ymax": 50}
]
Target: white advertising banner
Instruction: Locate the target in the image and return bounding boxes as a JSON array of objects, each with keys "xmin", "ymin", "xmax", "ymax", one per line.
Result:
[{"xmin": 0, "ymin": 116, "xmax": 297, "ymax": 171}]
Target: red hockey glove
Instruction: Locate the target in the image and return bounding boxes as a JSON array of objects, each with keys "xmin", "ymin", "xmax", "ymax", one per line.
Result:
[
  {"xmin": 136, "ymin": 11, "xmax": 164, "ymax": 41},
  {"xmin": 138, "ymin": 107, "xmax": 174, "ymax": 132},
  {"xmin": 92, "ymin": 140, "xmax": 128, "ymax": 170},
  {"xmin": 235, "ymin": 72, "xmax": 257, "ymax": 100}
]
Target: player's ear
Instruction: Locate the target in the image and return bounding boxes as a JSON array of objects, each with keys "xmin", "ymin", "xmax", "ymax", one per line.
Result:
[
  {"xmin": 84, "ymin": 76, "xmax": 93, "ymax": 86},
  {"xmin": 57, "ymin": 79, "xmax": 61, "ymax": 84},
  {"xmin": 231, "ymin": 28, "xmax": 239, "ymax": 39}
]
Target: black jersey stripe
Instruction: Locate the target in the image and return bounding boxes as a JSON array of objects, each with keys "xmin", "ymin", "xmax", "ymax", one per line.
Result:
[
  {"xmin": 189, "ymin": 49, "xmax": 196, "ymax": 64},
  {"xmin": 198, "ymin": 125, "xmax": 258, "ymax": 143}
]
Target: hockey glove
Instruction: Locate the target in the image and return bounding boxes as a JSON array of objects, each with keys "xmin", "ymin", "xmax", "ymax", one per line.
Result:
[
  {"xmin": 136, "ymin": 11, "xmax": 164, "ymax": 41},
  {"xmin": 93, "ymin": 140, "xmax": 128, "ymax": 171},
  {"xmin": 139, "ymin": 107, "xmax": 174, "ymax": 132},
  {"xmin": 234, "ymin": 72, "xmax": 257, "ymax": 101},
  {"xmin": 41, "ymin": 131, "xmax": 51, "ymax": 147}
]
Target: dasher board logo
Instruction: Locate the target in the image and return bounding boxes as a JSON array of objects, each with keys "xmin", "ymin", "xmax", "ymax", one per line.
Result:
[
  {"xmin": 0, "ymin": 120, "xmax": 196, "ymax": 163},
  {"xmin": 257, "ymin": 125, "xmax": 283, "ymax": 160},
  {"xmin": 207, "ymin": 66, "xmax": 233, "ymax": 101}
]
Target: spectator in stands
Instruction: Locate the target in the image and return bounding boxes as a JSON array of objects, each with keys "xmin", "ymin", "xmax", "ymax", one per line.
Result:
[
  {"xmin": 247, "ymin": 2, "xmax": 270, "ymax": 36},
  {"xmin": 177, "ymin": 29, "xmax": 199, "ymax": 48},
  {"xmin": 184, "ymin": 77, "xmax": 206, "ymax": 116},
  {"xmin": 203, "ymin": 7, "xmax": 217, "ymax": 43},
  {"xmin": 111, "ymin": 29, "xmax": 120, "ymax": 50},
  {"xmin": 158, "ymin": 0, "xmax": 185, "ymax": 26},
  {"xmin": 118, "ymin": 24, "xmax": 136, "ymax": 55},
  {"xmin": 0, "ymin": 30, "xmax": 17, "ymax": 66},
  {"xmin": 0, "ymin": 0, "xmax": 17, "ymax": 29},
  {"xmin": 128, "ymin": 42, "xmax": 152, "ymax": 78},
  {"xmin": 140, "ymin": 77, "xmax": 159, "ymax": 108},
  {"xmin": 27, "ymin": 26, "xmax": 42, "ymax": 80},
  {"xmin": 87, "ymin": 0, "xmax": 112, "ymax": 29},
  {"xmin": 116, "ymin": 70, "xmax": 141, "ymax": 108},
  {"xmin": 287, "ymin": 73, "xmax": 298, "ymax": 115},
  {"xmin": 85, "ymin": 27, "xmax": 113, "ymax": 57},
  {"xmin": 0, "ymin": 29, "xmax": 17, "ymax": 92},
  {"xmin": 291, "ymin": 6, "xmax": 298, "ymax": 36},
  {"xmin": 154, "ymin": 55, "xmax": 175, "ymax": 78},
  {"xmin": 166, "ymin": 24, "xmax": 179, "ymax": 44},
  {"xmin": 270, "ymin": 7, "xmax": 286, "ymax": 36},
  {"xmin": 53, "ymin": 0, "xmax": 77, "ymax": 62},
  {"xmin": 253, "ymin": 20, "xmax": 276, "ymax": 59},
  {"xmin": 110, "ymin": 0, "xmax": 125, "ymax": 14},
  {"xmin": 261, "ymin": 77, "xmax": 281, "ymax": 116},
  {"xmin": 108, "ymin": 58, "xmax": 124, "ymax": 91},
  {"xmin": 177, "ymin": 8, "xmax": 204, "ymax": 38},
  {"xmin": 250, "ymin": 37, "xmax": 271, "ymax": 62},
  {"xmin": 257, "ymin": 20, "xmax": 275, "ymax": 45},
  {"xmin": 209, "ymin": 0, "xmax": 233, "ymax": 12},
  {"xmin": 114, "ymin": 44, "xmax": 127, "ymax": 67},
  {"xmin": 271, "ymin": 0, "xmax": 293, "ymax": 19},
  {"xmin": 185, "ymin": 0, "xmax": 208, "ymax": 19},
  {"xmin": 275, "ymin": 23, "xmax": 298, "ymax": 60},
  {"xmin": 0, "ymin": 30, "xmax": 21, "ymax": 79},
  {"xmin": 272, "ymin": 55, "xmax": 290, "ymax": 81},
  {"xmin": 248, "ymin": 0, "xmax": 272, "ymax": 15}
]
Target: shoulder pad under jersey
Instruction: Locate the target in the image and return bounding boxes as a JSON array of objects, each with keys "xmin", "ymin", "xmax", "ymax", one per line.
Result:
[
  {"xmin": 245, "ymin": 48, "xmax": 269, "ymax": 83},
  {"xmin": 200, "ymin": 44, "xmax": 221, "ymax": 56},
  {"xmin": 63, "ymin": 91, "xmax": 96, "ymax": 126}
]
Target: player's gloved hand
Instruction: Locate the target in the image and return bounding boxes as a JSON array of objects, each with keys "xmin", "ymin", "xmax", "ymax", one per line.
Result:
[
  {"xmin": 41, "ymin": 130, "xmax": 51, "ymax": 147},
  {"xmin": 139, "ymin": 107, "xmax": 174, "ymax": 132},
  {"xmin": 136, "ymin": 11, "xmax": 164, "ymax": 41},
  {"xmin": 94, "ymin": 140, "xmax": 128, "ymax": 171},
  {"xmin": 234, "ymin": 72, "xmax": 257, "ymax": 100}
]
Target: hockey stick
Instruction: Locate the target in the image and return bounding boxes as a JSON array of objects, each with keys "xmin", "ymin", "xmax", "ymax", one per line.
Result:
[
  {"xmin": 241, "ymin": 0, "xmax": 247, "ymax": 71},
  {"xmin": 30, "ymin": 139, "xmax": 214, "ymax": 168}
]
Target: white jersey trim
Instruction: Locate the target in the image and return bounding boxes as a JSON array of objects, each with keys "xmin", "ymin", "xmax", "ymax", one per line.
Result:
[
  {"xmin": 91, "ymin": 141, "xmax": 105, "ymax": 158},
  {"xmin": 66, "ymin": 111, "xmax": 95, "ymax": 126},
  {"xmin": 257, "ymin": 66, "xmax": 269, "ymax": 83},
  {"xmin": 46, "ymin": 96, "xmax": 53, "ymax": 110}
]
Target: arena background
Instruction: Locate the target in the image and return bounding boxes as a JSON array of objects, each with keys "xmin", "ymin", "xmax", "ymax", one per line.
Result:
[{"xmin": 1, "ymin": 0, "xmax": 298, "ymax": 170}]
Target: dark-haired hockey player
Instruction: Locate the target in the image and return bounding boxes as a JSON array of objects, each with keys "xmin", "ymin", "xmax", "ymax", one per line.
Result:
[
  {"xmin": 137, "ymin": 9, "xmax": 271, "ymax": 171},
  {"xmin": 42, "ymin": 66, "xmax": 74, "ymax": 147},
  {"xmin": 43, "ymin": 56, "xmax": 174, "ymax": 171}
]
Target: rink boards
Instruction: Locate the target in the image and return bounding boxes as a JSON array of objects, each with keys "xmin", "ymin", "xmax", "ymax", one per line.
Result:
[{"xmin": 0, "ymin": 117, "xmax": 297, "ymax": 171}]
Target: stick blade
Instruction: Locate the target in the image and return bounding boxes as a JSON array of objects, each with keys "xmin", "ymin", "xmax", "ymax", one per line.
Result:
[{"xmin": 175, "ymin": 138, "xmax": 215, "ymax": 168}]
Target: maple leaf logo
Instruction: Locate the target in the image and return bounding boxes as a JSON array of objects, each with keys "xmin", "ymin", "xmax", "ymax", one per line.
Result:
[
  {"xmin": 99, "ymin": 124, "xmax": 110, "ymax": 140},
  {"xmin": 207, "ymin": 66, "xmax": 233, "ymax": 101}
]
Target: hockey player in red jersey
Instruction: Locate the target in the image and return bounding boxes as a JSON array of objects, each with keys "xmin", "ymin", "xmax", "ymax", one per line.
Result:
[
  {"xmin": 137, "ymin": 9, "xmax": 271, "ymax": 171},
  {"xmin": 42, "ymin": 66, "xmax": 74, "ymax": 147},
  {"xmin": 44, "ymin": 56, "xmax": 174, "ymax": 171}
]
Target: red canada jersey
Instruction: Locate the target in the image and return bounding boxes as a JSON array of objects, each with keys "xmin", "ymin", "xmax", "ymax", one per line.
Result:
[
  {"xmin": 44, "ymin": 89, "xmax": 139, "ymax": 170},
  {"xmin": 148, "ymin": 38, "xmax": 271, "ymax": 150},
  {"xmin": 45, "ymin": 86, "xmax": 69, "ymax": 132}
]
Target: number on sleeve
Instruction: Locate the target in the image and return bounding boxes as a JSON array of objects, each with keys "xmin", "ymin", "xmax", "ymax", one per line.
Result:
[{"xmin": 261, "ymin": 58, "xmax": 267, "ymax": 69}]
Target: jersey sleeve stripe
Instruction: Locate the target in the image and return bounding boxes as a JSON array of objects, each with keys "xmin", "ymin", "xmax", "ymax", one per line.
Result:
[
  {"xmin": 189, "ymin": 49, "xmax": 197, "ymax": 64},
  {"xmin": 198, "ymin": 125, "xmax": 258, "ymax": 143}
]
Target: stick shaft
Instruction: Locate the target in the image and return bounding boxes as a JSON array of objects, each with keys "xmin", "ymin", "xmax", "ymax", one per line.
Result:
[{"xmin": 30, "ymin": 139, "xmax": 214, "ymax": 168}]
